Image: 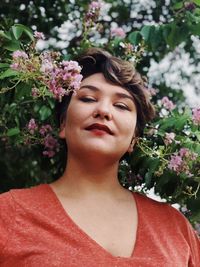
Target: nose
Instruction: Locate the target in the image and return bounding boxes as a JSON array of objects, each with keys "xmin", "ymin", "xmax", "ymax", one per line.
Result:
[{"xmin": 93, "ymin": 102, "xmax": 112, "ymax": 121}]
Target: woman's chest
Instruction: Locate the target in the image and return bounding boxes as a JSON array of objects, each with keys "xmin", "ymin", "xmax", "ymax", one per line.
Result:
[
  {"xmin": 59, "ymin": 195, "xmax": 138, "ymax": 258},
  {"xmin": 1, "ymin": 205, "xmax": 191, "ymax": 267}
]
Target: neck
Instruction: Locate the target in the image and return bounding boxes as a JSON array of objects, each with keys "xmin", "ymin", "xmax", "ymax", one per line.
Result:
[{"xmin": 52, "ymin": 153, "xmax": 126, "ymax": 198}]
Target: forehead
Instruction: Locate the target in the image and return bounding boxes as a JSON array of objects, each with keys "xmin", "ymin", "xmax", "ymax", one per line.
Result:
[{"xmin": 79, "ymin": 73, "xmax": 133, "ymax": 97}]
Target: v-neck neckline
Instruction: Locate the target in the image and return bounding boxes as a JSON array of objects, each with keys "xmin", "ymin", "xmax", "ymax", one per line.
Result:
[{"xmin": 43, "ymin": 183, "xmax": 142, "ymax": 260}]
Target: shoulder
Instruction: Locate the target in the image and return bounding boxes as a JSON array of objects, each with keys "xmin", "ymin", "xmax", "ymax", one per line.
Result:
[
  {"xmin": 0, "ymin": 184, "xmax": 51, "ymax": 253},
  {"xmin": 134, "ymin": 191, "xmax": 190, "ymax": 228},
  {"xmin": 134, "ymin": 193, "xmax": 184, "ymax": 222},
  {"xmin": 133, "ymin": 191, "xmax": 200, "ymax": 240},
  {"xmin": 134, "ymin": 191, "xmax": 200, "ymax": 264},
  {"xmin": 1, "ymin": 184, "xmax": 49, "ymax": 209},
  {"xmin": 0, "ymin": 184, "xmax": 50, "ymax": 220}
]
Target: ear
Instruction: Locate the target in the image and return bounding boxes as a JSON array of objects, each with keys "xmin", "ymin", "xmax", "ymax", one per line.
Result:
[
  {"xmin": 59, "ymin": 121, "xmax": 66, "ymax": 139},
  {"xmin": 127, "ymin": 137, "xmax": 137, "ymax": 153}
]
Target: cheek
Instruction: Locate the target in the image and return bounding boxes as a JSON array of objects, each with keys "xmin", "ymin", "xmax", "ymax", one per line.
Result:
[{"xmin": 122, "ymin": 115, "xmax": 137, "ymax": 137}]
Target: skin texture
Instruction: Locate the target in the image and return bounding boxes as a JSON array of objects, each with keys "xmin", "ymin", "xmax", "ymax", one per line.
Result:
[
  {"xmin": 50, "ymin": 73, "xmax": 138, "ymax": 257},
  {"xmin": 59, "ymin": 73, "xmax": 137, "ymax": 160}
]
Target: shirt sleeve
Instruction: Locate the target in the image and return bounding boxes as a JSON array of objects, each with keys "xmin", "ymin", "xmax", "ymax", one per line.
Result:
[
  {"xmin": 187, "ymin": 219, "xmax": 200, "ymax": 267},
  {"xmin": 170, "ymin": 206, "xmax": 200, "ymax": 267},
  {"xmin": 0, "ymin": 191, "xmax": 16, "ymax": 256}
]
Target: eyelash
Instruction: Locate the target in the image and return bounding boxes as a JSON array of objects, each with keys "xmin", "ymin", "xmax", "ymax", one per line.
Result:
[
  {"xmin": 79, "ymin": 97, "xmax": 130, "ymax": 111},
  {"xmin": 79, "ymin": 97, "xmax": 96, "ymax": 102},
  {"xmin": 114, "ymin": 103, "xmax": 130, "ymax": 111}
]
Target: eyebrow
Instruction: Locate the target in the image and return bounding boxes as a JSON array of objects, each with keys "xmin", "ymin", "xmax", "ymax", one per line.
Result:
[{"xmin": 79, "ymin": 85, "xmax": 135, "ymax": 103}]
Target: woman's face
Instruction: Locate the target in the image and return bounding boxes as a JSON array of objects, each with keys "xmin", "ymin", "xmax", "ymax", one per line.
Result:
[{"xmin": 59, "ymin": 73, "xmax": 137, "ymax": 160}]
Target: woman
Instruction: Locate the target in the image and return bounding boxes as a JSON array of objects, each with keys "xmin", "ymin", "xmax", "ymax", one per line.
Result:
[{"xmin": 0, "ymin": 48, "xmax": 199, "ymax": 266}]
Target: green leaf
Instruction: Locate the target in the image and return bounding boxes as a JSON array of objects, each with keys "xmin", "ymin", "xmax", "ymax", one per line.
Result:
[
  {"xmin": 7, "ymin": 127, "xmax": 20, "ymax": 136},
  {"xmin": 140, "ymin": 25, "xmax": 153, "ymax": 41},
  {"xmin": 149, "ymin": 26, "xmax": 162, "ymax": 51},
  {"xmin": 193, "ymin": 0, "xmax": 200, "ymax": 6},
  {"xmin": 143, "ymin": 157, "xmax": 160, "ymax": 188},
  {"xmin": 0, "ymin": 63, "xmax": 10, "ymax": 68},
  {"xmin": 3, "ymin": 40, "xmax": 21, "ymax": 51},
  {"xmin": 166, "ymin": 24, "xmax": 189, "ymax": 48},
  {"xmin": 0, "ymin": 30, "xmax": 12, "ymax": 40},
  {"xmin": 39, "ymin": 106, "xmax": 52, "ymax": 121},
  {"xmin": 194, "ymin": 132, "xmax": 200, "ymax": 141},
  {"xmin": 190, "ymin": 23, "xmax": 200, "ymax": 35},
  {"xmin": 128, "ymin": 31, "xmax": 142, "ymax": 45},
  {"xmin": 162, "ymin": 24, "xmax": 171, "ymax": 42},
  {"xmin": 12, "ymin": 25, "xmax": 23, "ymax": 40},
  {"xmin": 173, "ymin": 2, "xmax": 184, "ymax": 10},
  {"xmin": 0, "ymin": 69, "xmax": 19, "ymax": 79},
  {"xmin": 47, "ymin": 98, "xmax": 55, "ymax": 109},
  {"xmin": 14, "ymin": 24, "xmax": 34, "ymax": 41}
]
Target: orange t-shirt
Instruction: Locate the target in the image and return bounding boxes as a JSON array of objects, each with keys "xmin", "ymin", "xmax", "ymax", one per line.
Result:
[{"xmin": 0, "ymin": 184, "xmax": 199, "ymax": 267}]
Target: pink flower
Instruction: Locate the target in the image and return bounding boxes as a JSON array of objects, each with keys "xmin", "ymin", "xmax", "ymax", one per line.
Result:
[
  {"xmin": 42, "ymin": 134, "xmax": 59, "ymax": 158},
  {"xmin": 39, "ymin": 124, "xmax": 52, "ymax": 136},
  {"xmin": 31, "ymin": 87, "xmax": 40, "ymax": 97},
  {"xmin": 111, "ymin": 27, "xmax": 126, "ymax": 38},
  {"xmin": 43, "ymin": 134, "xmax": 58, "ymax": 150},
  {"xmin": 47, "ymin": 60, "xmax": 82, "ymax": 100},
  {"xmin": 179, "ymin": 148, "xmax": 190, "ymax": 158},
  {"xmin": 179, "ymin": 148, "xmax": 197, "ymax": 160},
  {"xmin": 168, "ymin": 155, "xmax": 183, "ymax": 172},
  {"xmin": 40, "ymin": 60, "xmax": 54, "ymax": 73},
  {"xmin": 184, "ymin": 2, "xmax": 196, "ymax": 11},
  {"xmin": 27, "ymin": 118, "xmax": 38, "ymax": 134},
  {"xmin": 89, "ymin": 1, "xmax": 102, "ymax": 9},
  {"xmin": 125, "ymin": 43, "xmax": 134, "ymax": 52},
  {"xmin": 192, "ymin": 108, "xmax": 200, "ymax": 125},
  {"xmin": 161, "ymin": 96, "xmax": 176, "ymax": 111},
  {"xmin": 43, "ymin": 150, "xmax": 55, "ymax": 158},
  {"xmin": 12, "ymin": 50, "xmax": 28, "ymax": 59},
  {"xmin": 85, "ymin": 1, "xmax": 102, "ymax": 26},
  {"xmin": 62, "ymin": 60, "xmax": 82, "ymax": 72},
  {"xmin": 148, "ymin": 88, "xmax": 157, "ymax": 96},
  {"xmin": 34, "ymin": 31, "xmax": 45, "ymax": 40},
  {"xmin": 10, "ymin": 63, "xmax": 21, "ymax": 71},
  {"xmin": 164, "ymin": 132, "xmax": 176, "ymax": 145}
]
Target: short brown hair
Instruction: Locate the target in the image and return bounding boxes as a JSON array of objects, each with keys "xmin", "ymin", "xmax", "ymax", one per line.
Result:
[{"xmin": 57, "ymin": 48, "xmax": 155, "ymax": 137}]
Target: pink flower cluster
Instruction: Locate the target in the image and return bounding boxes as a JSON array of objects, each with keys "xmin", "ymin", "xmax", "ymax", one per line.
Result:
[
  {"xmin": 31, "ymin": 87, "xmax": 40, "ymax": 97},
  {"xmin": 47, "ymin": 60, "xmax": 83, "ymax": 101},
  {"xmin": 34, "ymin": 31, "xmax": 45, "ymax": 40},
  {"xmin": 111, "ymin": 27, "xmax": 126, "ymax": 38},
  {"xmin": 168, "ymin": 148, "xmax": 197, "ymax": 176},
  {"xmin": 27, "ymin": 118, "xmax": 38, "ymax": 134},
  {"xmin": 192, "ymin": 108, "xmax": 200, "ymax": 125},
  {"xmin": 10, "ymin": 49, "xmax": 83, "ymax": 101},
  {"xmin": 12, "ymin": 50, "xmax": 28, "ymax": 59},
  {"xmin": 184, "ymin": 2, "xmax": 196, "ymax": 11},
  {"xmin": 39, "ymin": 124, "xmax": 52, "ymax": 136},
  {"xmin": 43, "ymin": 134, "xmax": 59, "ymax": 158},
  {"xmin": 27, "ymin": 119, "xmax": 59, "ymax": 157},
  {"xmin": 161, "ymin": 96, "xmax": 176, "ymax": 111},
  {"xmin": 148, "ymin": 88, "xmax": 157, "ymax": 96},
  {"xmin": 123, "ymin": 43, "xmax": 134, "ymax": 56},
  {"xmin": 85, "ymin": 1, "xmax": 102, "ymax": 27},
  {"xmin": 10, "ymin": 50, "xmax": 29, "ymax": 71},
  {"xmin": 164, "ymin": 132, "xmax": 176, "ymax": 145}
]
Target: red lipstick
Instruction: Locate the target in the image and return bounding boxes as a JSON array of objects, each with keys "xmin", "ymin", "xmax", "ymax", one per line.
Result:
[{"xmin": 85, "ymin": 123, "xmax": 113, "ymax": 135}]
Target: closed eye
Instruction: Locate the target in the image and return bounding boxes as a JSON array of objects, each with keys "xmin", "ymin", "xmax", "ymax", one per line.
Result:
[
  {"xmin": 114, "ymin": 103, "xmax": 130, "ymax": 111},
  {"xmin": 79, "ymin": 96, "xmax": 96, "ymax": 103}
]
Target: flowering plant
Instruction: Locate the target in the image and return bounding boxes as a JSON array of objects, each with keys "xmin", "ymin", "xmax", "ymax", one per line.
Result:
[{"xmin": 0, "ymin": 1, "xmax": 200, "ymax": 233}]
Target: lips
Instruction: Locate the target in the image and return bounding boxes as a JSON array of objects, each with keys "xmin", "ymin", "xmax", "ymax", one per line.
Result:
[{"xmin": 85, "ymin": 123, "xmax": 113, "ymax": 135}]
